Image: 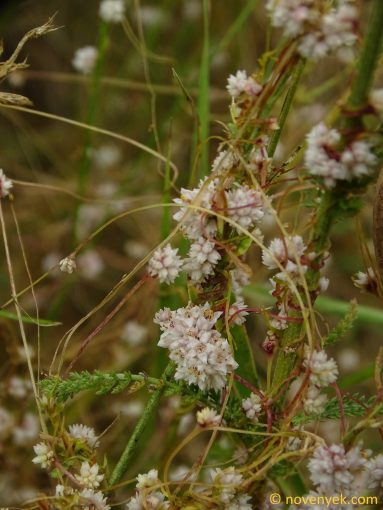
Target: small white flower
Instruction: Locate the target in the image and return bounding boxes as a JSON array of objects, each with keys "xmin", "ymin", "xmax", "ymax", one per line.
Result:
[
  {"xmin": 75, "ymin": 461, "xmax": 104, "ymax": 489},
  {"xmin": 173, "ymin": 178, "xmax": 218, "ymax": 240},
  {"xmin": 55, "ymin": 484, "xmax": 65, "ymax": 497},
  {"xmin": 229, "ymin": 298, "xmax": 249, "ymax": 325},
  {"xmin": 366, "ymin": 454, "xmax": 383, "ymax": 489},
  {"xmin": 68, "ymin": 423, "xmax": 99, "ymax": 448},
  {"xmin": 226, "ymin": 185, "xmax": 265, "ymax": 233},
  {"xmin": 99, "ymin": 0, "xmax": 125, "ymax": 23},
  {"xmin": 352, "ymin": 266, "xmax": 376, "ymax": 291},
  {"xmin": 80, "ymin": 489, "xmax": 110, "ymax": 510},
  {"xmin": 211, "ymin": 149, "xmax": 238, "ymax": 174},
  {"xmin": 262, "ymin": 235, "xmax": 306, "ymax": 270},
  {"xmin": 0, "ymin": 169, "xmax": 13, "ymax": 198},
  {"xmin": 308, "ymin": 443, "xmax": 367, "ymax": 494},
  {"xmin": 227, "ymin": 70, "xmax": 262, "ymax": 99},
  {"xmin": 303, "ymin": 385, "xmax": 327, "ymax": 414},
  {"xmin": 304, "ymin": 348, "xmax": 338, "ymax": 387},
  {"xmin": 242, "ymin": 393, "xmax": 262, "ymax": 422},
  {"xmin": 59, "ymin": 256, "xmax": 76, "ymax": 274},
  {"xmin": 183, "ymin": 237, "xmax": 221, "ymax": 282},
  {"xmin": 72, "ymin": 46, "xmax": 98, "ymax": 75},
  {"xmin": 121, "ymin": 321, "xmax": 148, "ymax": 346},
  {"xmin": 154, "ymin": 302, "xmax": 238, "ymax": 391},
  {"xmin": 318, "ymin": 276, "xmax": 329, "ymax": 294},
  {"xmin": 196, "ymin": 407, "xmax": 221, "ymax": 427},
  {"xmin": 148, "ymin": 244, "xmax": 183, "ymax": 284},
  {"xmin": 32, "ymin": 442, "xmax": 54, "ymax": 469},
  {"xmin": 136, "ymin": 468, "xmax": 160, "ymax": 490}
]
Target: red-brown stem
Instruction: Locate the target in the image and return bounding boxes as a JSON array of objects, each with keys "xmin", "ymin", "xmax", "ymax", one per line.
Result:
[
  {"xmin": 234, "ymin": 373, "xmax": 264, "ymax": 400},
  {"xmin": 284, "ymin": 368, "xmax": 310, "ymax": 417},
  {"xmin": 64, "ymin": 274, "xmax": 149, "ymax": 375},
  {"xmin": 331, "ymin": 382, "xmax": 346, "ymax": 437}
]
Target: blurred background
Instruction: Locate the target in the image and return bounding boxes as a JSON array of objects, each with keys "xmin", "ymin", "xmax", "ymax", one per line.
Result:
[{"xmin": 0, "ymin": 0, "xmax": 381, "ymax": 506}]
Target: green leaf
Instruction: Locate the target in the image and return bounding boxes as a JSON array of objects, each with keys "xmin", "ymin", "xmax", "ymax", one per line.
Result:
[
  {"xmin": 232, "ymin": 324, "xmax": 259, "ymax": 397},
  {"xmin": 0, "ymin": 309, "xmax": 61, "ymax": 327}
]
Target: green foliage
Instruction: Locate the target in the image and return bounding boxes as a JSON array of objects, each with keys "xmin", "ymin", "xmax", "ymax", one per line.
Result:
[
  {"xmin": 293, "ymin": 393, "xmax": 377, "ymax": 425},
  {"xmin": 323, "ymin": 299, "xmax": 358, "ymax": 346},
  {"xmin": 40, "ymin": 371, "xmax": 135, "ymax": 403}
]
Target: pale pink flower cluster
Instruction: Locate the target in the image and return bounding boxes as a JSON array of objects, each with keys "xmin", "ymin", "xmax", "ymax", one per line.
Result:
[
  {"xmin": 262, "ymin": 235, "xmax": 306, "ymax": 273},
  {"xmin": 211, "ymin": 149, "xmax": 239, "ymax": 174},
  {"xmin": 305, "ymin": 123, "xmax": 376, "ymax": 187},
  {"xmin": 148, "ymin": 244, "xmax": 183, "ymax": 284},
  {"xmin": 242, "ymin": 393, "xmax": 262, "ymax": 422},
  {"xmin": 154, "ymin": 303, "xmax": 238, "ymax": 391},
  {"xmin": 226, "ymin": 70, "xmax": 262, "ymax": 99},
  {"xmin": 210, "ymin": 467, "xmax": 252, "ymax": 509},
  {"xmin": 266, "ymin": 0, "xmax": 358, "ymax": 60},
  {"xmin": 308, "ymin": 443, "xmax": 368, "ymax": 495},
  {"xmin": 127, "ymin": 469, "xmax": 169, "ymax": 510},
  {"xmin": 226, "ymin": 185, "xmax": 265, "ymax": 233},
  {"xmin": 303, "ymin": 348, "xmax": 338, "ymax": 414}
]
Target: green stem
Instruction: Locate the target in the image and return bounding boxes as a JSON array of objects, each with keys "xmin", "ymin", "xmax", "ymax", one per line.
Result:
[
  {"xmin": 267, "ymin": 58, "xmax": 305, "ymax": 158},
  {"xmin": 197, "ymin": 0, "xmax": 210, "ymax": 179},
  {"xmin": 348, "ymin": 0, "xmax": 383, "ymax": 110},
  {"xmin": 271, "ymin": 0, "xmax": 383, "ymax": 392},
  {"xmin": 109, "ymin": 363, "xmax": 174, "ymax": 485}
]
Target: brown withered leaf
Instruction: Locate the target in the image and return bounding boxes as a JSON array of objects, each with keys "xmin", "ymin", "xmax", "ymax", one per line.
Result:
[{"xmin": 0, "ymin": 92, "xmax": 33, "ymax": 107}]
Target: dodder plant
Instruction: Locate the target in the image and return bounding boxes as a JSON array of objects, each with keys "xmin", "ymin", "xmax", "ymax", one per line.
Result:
[{"xmin": 2, "ymin": 1, "xmax": 383, "ymax": 509}]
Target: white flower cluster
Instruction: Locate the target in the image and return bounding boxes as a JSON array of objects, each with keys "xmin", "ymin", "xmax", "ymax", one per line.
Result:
[
  {"xmin": 80, "ymin": 488, "xmax": 110, "ymax": 510},
  {"xmin": 305, "ymin": 123, "xmax": 377, "ymax": 188},
  {"xmin": 210, "ymin": 467, "xmax": 252, "ymax": 509},
  {"xmin": 68, "ymin": 423, "xmax": 99, "ymax": 448},
  {"xmin": 0, "ymin": 169, "xmax": 13, "ymax": 198},
  {"xmin": 183, "ymin": 237, "xmax": 221, "ymax": 282},
  {"xmin": 226, "ymin": 185, "xmax": 265, "ymax": 232},
  {"xmin": 242, "ymin": 392, "xmax": 262, "ymax": 422},
  {"xmin": 99, "ymin": 0, "xmax": 125, "ymax": 23},
  {"xmin": 148, "ymin": 244, "xmax": 183, "ymax": 284},
  {"xmin": 308, "ymin": 443, "xmax": 368, "ymax": 496},
  {"xmin": 75, "ymin": 461, "xmax": 104, "ymax": 489},
  {"xmin": 59, "ymin": 256, "xmax": 77, "ymax": 274},
  {"xmin": 226, "ymin": 70, "xmax": 262, "ymax": 99},
  {"xmin": 211, "ymin": 149, "xmax": 239, "ymax": 174},
  {"xmin": 352, "ymin": 266, "xmax": 377, "ymax": 291},
  {"xmin": 266, "ymin": 0, "xmax": 358, "ymax": 60},
  {"xmin": 303, "ymin": 348, "xmax": 338, "ymax": 414},
  {"xmin": 72, "ymin": 46, "xmax": 98, "ymax": 75},
  {"xmin": 32, "ymin": 442, "xmax": 54, "ymax": 469},
  {"xmin": 127, "ymin": 469, "xmax": 169, "ymax": 510},
  {"xmin": 262, "ymin": 235, "xmax": 306, "ymax": 273},
  {"xmin": 196, "ymin": 407, "xmax": 221, "ymax": 427},
  {"xmin": 154, "ymin": 303, "xmax": 238, "ymax": 391}
]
